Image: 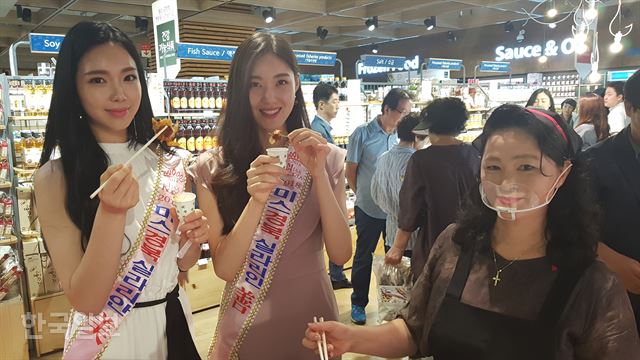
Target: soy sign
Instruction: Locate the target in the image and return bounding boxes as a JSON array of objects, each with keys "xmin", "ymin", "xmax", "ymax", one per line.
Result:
[{"xmin": 495, "ymin": 38, "xmax": 577, "ymax": 62}]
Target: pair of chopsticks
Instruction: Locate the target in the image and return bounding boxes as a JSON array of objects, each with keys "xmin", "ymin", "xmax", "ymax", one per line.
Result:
[
  {"xmin": 313, "ymin": 316, "xmax": 329, "ymax": 360},
  {"xmin": 89, "ymin": 126, "xmax": 168, "ymax": 199}
]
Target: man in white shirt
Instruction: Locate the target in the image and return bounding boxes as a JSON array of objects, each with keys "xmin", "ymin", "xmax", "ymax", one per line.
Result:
[{"xmin": 605, "ymin": 81, "xmax": 631, "ymax": 134}]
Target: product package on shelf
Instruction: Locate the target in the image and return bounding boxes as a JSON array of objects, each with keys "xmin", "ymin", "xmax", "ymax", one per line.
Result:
[
  {"xmin": 0, "ymin": 191, "xmax": 14, "ymax": 239},
  {"xmin": 23, "ymin": 238, "xmax": 60, "ymax": 297},
  {"xmin": 0, "ymin": 246, "xmax": 24, "ymax": 301}
]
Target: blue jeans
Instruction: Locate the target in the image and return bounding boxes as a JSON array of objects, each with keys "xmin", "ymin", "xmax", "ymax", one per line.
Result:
[
  {"xmin": 329, "ymin": 261, "xmax": 347, "ymax": 281},
  {"xmin": 351, "ymin": 206, "xmax": 386, "ymax": 307}
]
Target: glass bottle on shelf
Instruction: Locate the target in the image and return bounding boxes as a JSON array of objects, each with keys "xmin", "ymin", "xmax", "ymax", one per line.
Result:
[
  {"xmin": 194, "ymin": 120, "xmax": 204, "ymax": 152},
  {"xmin": 33, "ymin": 131, "xmax": 44, "ymax": 149},
  {"xmin": 201, "ymin": 83, "xmax": 210, "ymax": 109},
  {"xmin": 179, "ymin": 82, "xmax": 188, "ymax": 111},
  {"xmin": 170, "ymin": 82, "xmax": 180, "ymax": 113},
  {"xmin": 194, "ymin": 82, "xmax": 202, "ymax": 110},
  {"xmin": 186, "ymin": 120, "xmax": 196, "ymax": 152},
  {"xmin": 212, "ymin": 84, "xmax": 220, "ymax": 109},
  {"xmin": 203, "ymin": 120, "xmax": 213, "ymax": 151},
  {"xmin": 176, "ymin": 122, "xmax": 187, "ymax": 150},
  {"xmin": 22, "ymin": 131, "xmax": 36, "ymax": 149},
  {"xmin": 216, "ymin": 84, "xmax": 224, "ymax": 109},
  {"xmin": 187, "ymin": 82, "xmax": 196, "ymax": 110}
]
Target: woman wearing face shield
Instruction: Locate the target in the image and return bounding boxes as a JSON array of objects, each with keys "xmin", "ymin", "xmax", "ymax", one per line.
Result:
[{"xmin": 302, "ymin": 104, "xmax": 639, "ymax": 360}]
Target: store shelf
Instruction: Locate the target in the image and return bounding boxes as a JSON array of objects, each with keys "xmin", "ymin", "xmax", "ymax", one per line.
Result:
[
  {"xmin": 0, "ymin": 125, "xmax": 5, "ymax": 130},
  {"xmin": 31, "ymin": 291, "xmax": 64, "ymax": 302},
  {"xmin": 0, "ymin": 182, "xmax": 11, "ymax": 189},
  {"xmin": 21, "ymin": 230, "xmax": 40, "ymax": 239},
  {"xmin": 8, "ymin": 115, "xmax": 48, "ymax": 121},
  {"xmin": 0, "ymin": 236, "xmax": 18, "ymax": 246},
  {"xmin": 169, "ymin": 111, "xmax": 220, "ymax": 117}
]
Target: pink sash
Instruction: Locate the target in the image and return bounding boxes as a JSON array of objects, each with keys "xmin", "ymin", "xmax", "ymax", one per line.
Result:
[
  {"xmin": 208, "ymin": 148, "xmax": 311, "ymax": 359},
  {"xmin": 63, "ymin": 150, "xmax": 186, "ymax": 359}
]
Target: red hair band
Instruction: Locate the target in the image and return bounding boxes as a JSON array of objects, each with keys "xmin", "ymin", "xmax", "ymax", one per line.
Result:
[{"xmin": 526, "ymin": 108, "xmax": 568, "ymax": 143}]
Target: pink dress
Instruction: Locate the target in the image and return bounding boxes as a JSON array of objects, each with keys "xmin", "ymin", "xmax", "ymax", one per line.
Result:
[{"xmin": 188, "ymin": 145, "xmax": 345, "ymax": 359}]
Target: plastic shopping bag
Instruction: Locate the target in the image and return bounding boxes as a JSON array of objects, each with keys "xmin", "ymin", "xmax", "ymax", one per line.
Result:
[{"xmin": 372, "ymin": 255, "xmax": 412, "ymax": 323}]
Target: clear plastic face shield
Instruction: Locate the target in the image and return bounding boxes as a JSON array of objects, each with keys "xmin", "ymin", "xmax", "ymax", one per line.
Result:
[{"xmin": 480, "ymin": 164, "xmax": 572, "ymax": 221}]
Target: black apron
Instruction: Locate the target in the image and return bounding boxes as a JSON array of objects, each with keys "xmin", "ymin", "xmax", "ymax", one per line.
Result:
[{"xmin": 428, "ymin": 243, "xmax": 586, "ymax": 360}]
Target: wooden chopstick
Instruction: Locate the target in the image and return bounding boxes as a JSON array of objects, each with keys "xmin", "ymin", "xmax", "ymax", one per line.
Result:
[
  {"xmin": 313, "ymin": 316, "xmax": 326, "ymax": 360},
  {"xmin": 319, "ymin": 316, "xmax": 329, "ymax": 360},
  {"xmin": 89, "ymin": 126, "xmax": 167, "ymax": 199}
]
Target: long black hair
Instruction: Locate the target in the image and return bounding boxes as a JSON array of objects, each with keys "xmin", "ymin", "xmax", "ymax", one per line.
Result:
[
  {"xmin": 525, "ymin": 88, "xmax": 556, "ymax": 112},
  {"xmin": 457, "ymin": 105, "xmax": 597, "ymax": 270},
  {"xmin": 211, "ymin": 33, "xmax": 309, "ymax": 234},
  {"xmin": 39, "ymin": 21, "xmax": 169, "ymax": 251}
]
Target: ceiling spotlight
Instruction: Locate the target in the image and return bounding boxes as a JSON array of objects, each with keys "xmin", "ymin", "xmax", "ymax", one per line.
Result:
[
  {"xmin": 365, "ymin": 16, "xmax": 378, "ymax": 31},
  {"xmin": 135, "ymin": 16, "xmax": 149, "ymax": 32},
  {"xmin": 547, "ymin": 8, "xmax": 558, "ymax": 18},
  {"xmin": 424, "ymin": 16, "xmax": 436, "ymax": 31},
  {"xmin": 549, "ymin": 23, "xmax": 557, "ymax": 29},
  {"xmin": 371, "ymin": 44, "xmax": 379, "ymax": 54},
  {"xmin": 316, "ymin": 26, "xmax": 328, "ymax": 40},
  {"xmin": 16, "ymin": 5, "xmax": 31, "ymax": 22},
  {"xmin": 262, "ymin": 7, "xmax": 275, "ymax": 24},
  {"xmin": 575, "ymin": 42, "xmax": 589, "ymax": 54},
  {"xmin": 610, "ymin": 31, "xmax": 623, "ymax": 54},
  {"xmin": 504, "ymin": 21, "xmax": 514, "ymax": 32},
  {"xmin": 589, "ymin": 71, "xmax": 601, "ymax": 83},
  {"xmin": 447, "ymin": 31, "xmax": 457, "ymax": 42},
  {"xmin": 585, "ymin": 1, "xmax": 597, "ymax": 20},
  {"xmin": 538, "ymin": 55, "xmax": 548, "ymax": 63},
  {"xmin": 516, "ymin": 29, "xmax": 526, "ymax": 42},
  {"xmin": 15, "ymin": 4, "xmax": 22, "ymax": 18}
]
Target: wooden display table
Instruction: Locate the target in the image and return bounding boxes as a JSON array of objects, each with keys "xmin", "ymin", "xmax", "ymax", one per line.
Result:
[{"xmin": 0, "ymin": 296, "xmax": 29, "ymax": 359}]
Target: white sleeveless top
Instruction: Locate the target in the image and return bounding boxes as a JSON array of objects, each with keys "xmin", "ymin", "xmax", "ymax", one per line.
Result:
[{"xmin": 65, "ymin": 143, "xmax": 196, "ymax": 359}]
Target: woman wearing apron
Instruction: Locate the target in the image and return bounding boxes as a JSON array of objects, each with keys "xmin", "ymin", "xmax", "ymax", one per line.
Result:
[{"xmin": 303, "ymin": 105, "xmax": 640, "ymax": 359}]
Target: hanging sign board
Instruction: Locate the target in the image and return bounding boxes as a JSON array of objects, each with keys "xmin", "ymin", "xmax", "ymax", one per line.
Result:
[
  {"xmin": 479, "ymin": 61, "xmax": 511, "ymax": 73},
  {"xmin": 152, "ymin": 0, "xmax": 180, "ymax": 79},
  {"xmin": 361, "ymin": 55, "xmax": 406, "ymax": 68},
  {"xmin": 29, "ymin": 33, "xmax": 64, "ymax": 53},
  {"xmin": 427, "ymin": 58, "xmax": 463, "ymax": 71}
]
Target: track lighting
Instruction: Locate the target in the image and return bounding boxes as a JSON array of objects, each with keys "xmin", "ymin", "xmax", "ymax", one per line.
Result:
[
  {"xmin": 316, "ymin": 26, "xmax": 328, "ymax": 40},
  {"xmin": 424, "ymin": 16, "xmax": 436, "ymax": 31},
  {"xmin": 262, "ymin": 7, "xmax": 275, "ymax": 24},
  {"xmin": 365, "ymin": 16, "xmax": 378, "ymax": 31}
]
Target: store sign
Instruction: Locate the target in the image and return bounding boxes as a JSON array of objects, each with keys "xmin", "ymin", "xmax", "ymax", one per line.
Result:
[
  {"xmin": 294, "ymin": 51, "xmax": 337, "ymax": 66},
  {"xmin": 29, "ymin": 33, "xmax": 64, "ymax": 53},
  {"xmin": 140, "ymin": 43, "xmax": 152, "ymax": 58},
  {"xmin": 177, "ymin": 43, "xmax": 236, "ymax": 61},
  {"xmin": 479, "ymin": 61, "xmax": 511, "ymax": 73},
  {"xmin": 357, "ymin": 55, "xmax": 420, "ymax": 75},
  {"xmin": 361, "ymin": 55, "xmax": 406, "ymax": 68},
  {"xmin": 152, "ymin": 0, "xmax": 180, "ymax": 79},
  {"xmin": 608, "ymin": 70, "xmax": 638, "ymax": 81},
  {"xmin": 427, "ymin": 58, "xmax": 463, "ymax": 71},
  {"xmin": 495, "ymin": 38, "xmax": 576, "ymax": 61}
]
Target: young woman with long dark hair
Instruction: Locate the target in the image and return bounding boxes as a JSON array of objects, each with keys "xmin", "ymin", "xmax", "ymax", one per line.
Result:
[
  {"xmin": 526, "ymin": 88, "xmax": 556, "ymax": 112},
  {"xmin": 34, "ymin": 22, "xmax": 207, "ymax": 359},
  {"xmin": 302, "ymin": 105, "xmax": 639, "ymax": 359},
  {"xmin": 188, "ymin": 33, "xmax": 351, "ymax": 359}
]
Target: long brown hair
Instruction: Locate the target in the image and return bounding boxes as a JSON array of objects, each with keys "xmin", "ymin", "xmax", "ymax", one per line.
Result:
[
  {"xmin": 578, "ymin": 93, "xmax": 610, "ymax": 141},
  {"xmin": 211, "ymin": 33, "xmax": 310, "ymax": 234}
]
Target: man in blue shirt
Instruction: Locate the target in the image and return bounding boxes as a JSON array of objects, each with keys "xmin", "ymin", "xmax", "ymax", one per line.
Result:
[
  {"xmin": 311, "ymin": 83, "xmax": 352, "ymax": 290},
  {"xmin": 346, "ymin": 88, "xmax": 411, "ymax": 324}
]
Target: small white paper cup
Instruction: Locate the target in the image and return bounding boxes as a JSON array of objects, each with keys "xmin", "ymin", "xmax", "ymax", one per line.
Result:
[
  {"xmin": 173, "ymin": 192, "xmax": 196, "ymax": 223},
  {"xmin": 266, "ymin": 147, "xmax": 288, "ymax": 168}
]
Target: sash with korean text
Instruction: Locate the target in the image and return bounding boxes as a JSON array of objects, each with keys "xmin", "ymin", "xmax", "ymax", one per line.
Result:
[
  {"xmin": 63, "ymin": 150, "xmax": 187, "ymax": 360},
  {"xmin": 208, "ymin": 148, "xmax": 311, "ymax": 360}
]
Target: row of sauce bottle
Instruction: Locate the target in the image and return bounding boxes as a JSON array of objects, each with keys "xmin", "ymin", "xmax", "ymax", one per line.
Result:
[
  {"xmin": 172, "ymin": 118, "xmax": 218, "ymax": 152},
  {"xmin": 165, "ymin": 81, "xmax": 227, "ymax": 112}
]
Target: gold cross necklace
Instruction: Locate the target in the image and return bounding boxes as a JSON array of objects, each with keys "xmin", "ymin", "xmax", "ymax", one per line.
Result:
[{"xmin": 491, "ymin": 250, "xmax": 519, "ymax": 286}]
